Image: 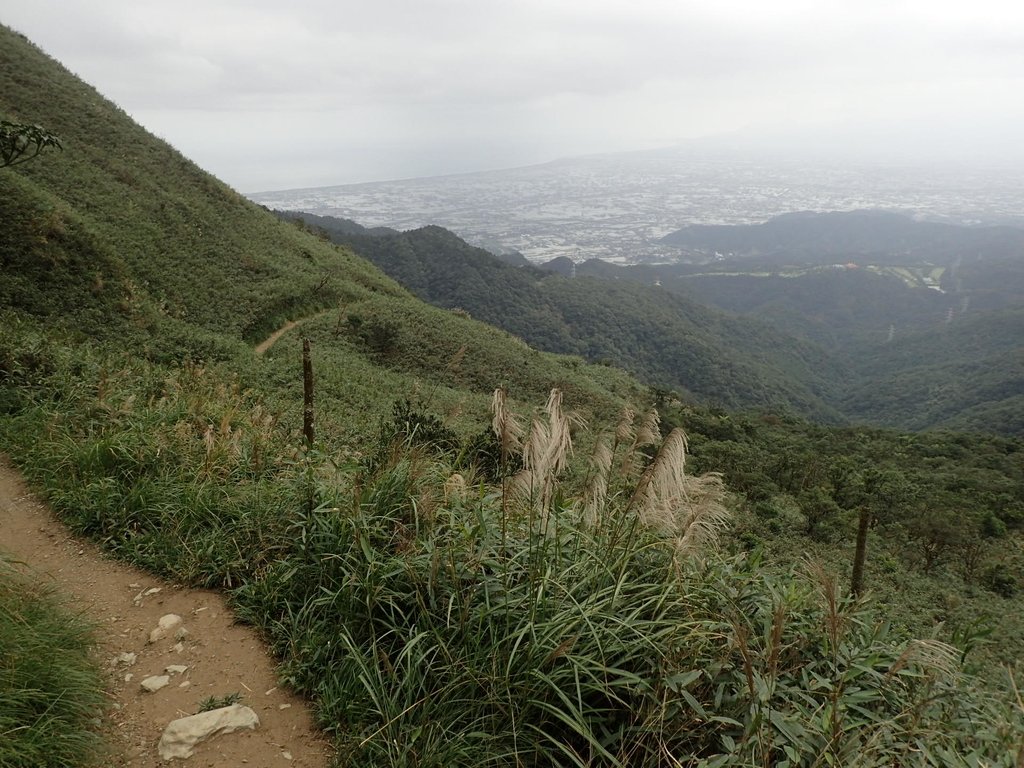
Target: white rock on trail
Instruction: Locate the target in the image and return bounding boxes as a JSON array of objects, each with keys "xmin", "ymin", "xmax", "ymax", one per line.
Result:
[
  {"xmin": 140, "ymin": 675, "xmax": 170, "ymax": 693},
  {"xmin": 157, "ymin": 704, "xmax": 261, "ymax": 760},
  {"xmin": 148, "ymin": 614, "xmax": 183, "ymax": 643},
  {"xmin": 165, "ymin": 664, "xmax": 188, "ymax": 676}
]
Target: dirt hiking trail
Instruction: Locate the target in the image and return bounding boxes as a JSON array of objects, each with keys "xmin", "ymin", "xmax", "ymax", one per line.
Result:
[
  {"xmin": 0, "ymin": 456, "xmax": 332, "ymax": 767},
  {"xmin": 254, "ymin": 320, "xmax": 301, "ymax": 356},
  {"xmin": 254, "ymin": 311, "xmax": 334, "ymax": 357}
]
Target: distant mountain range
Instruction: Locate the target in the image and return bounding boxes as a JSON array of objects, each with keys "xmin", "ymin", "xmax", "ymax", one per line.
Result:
[{"xmin": 661, "ymin": 209, "xmax": 1024, "ymax": 266}]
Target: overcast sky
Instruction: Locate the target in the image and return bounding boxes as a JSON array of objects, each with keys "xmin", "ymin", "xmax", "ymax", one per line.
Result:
[{"xmin": 5, "ymin": 0, "xmax": 1024, "ymax": 191}]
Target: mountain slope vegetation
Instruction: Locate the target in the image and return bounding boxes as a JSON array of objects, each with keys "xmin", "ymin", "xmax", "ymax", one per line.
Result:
[
  {"xmin": 3, "ymin": 25, "xmax": 1024, "ymax": 767},
  {"xmin": 283, "ymin": 209, "xmax": 1024, "ymax": 435},
  {"xmin": 281, "ymin": 216, "xmax": 847, "ymax": 420}
]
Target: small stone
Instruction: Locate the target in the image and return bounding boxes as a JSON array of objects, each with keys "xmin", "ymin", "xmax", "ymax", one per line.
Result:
[
  {"xmin": 165, "ymin": 664, "xmax": 189, "ymax": 676},
  {"xmin": 278, "ymin": 703, "xmax": 291, "ymax": 710},
  {"xmin": 124, "ymin": 673, "xmax": 133, "ymax": 682},
  {"xmin": 148, "ymin": 614, "xmax": 183, "ymax": 643},
  {"xmin": 157, "ymin": 704, "xmax": 260, "ymax": 759},
  {"xmin": 114, "ymin": 652, "xmax": 137, "ymax": 667},
  {"xmin": 173, "ymin": 642, "xmax": 185, "ymax": 654},
  {"xmin": 282, "ymin": 751, "xmax": 293, "ymax": 761},
  {"xmin": 179, "ymin": 680, "xmax": 191, "ymax": 688},
  {"xmin": 173, "ymin": 627, "xmax": 190, "ymax": 641},
  {"xmin": 140, "ymin": 675, "xmax": 170, "ymax": 692},
  {"xmin": 144, "ymin": 587, "xmax": 161, "ymax": 596}
]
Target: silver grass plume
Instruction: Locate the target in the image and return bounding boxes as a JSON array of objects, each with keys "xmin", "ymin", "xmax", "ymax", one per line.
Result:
[
  {"xmin": 580, "ymin": 435, "xmax": 613, "ymax": 527},
  {"xmin": 490, "ymin": 387, "xmax": 523, "ymax": 465},
  {"xmin": 629, "ymin": 428, "xmax": 688, "ymax": 533},
  {"xmin": 511, "ymin": 389, "xmax": 581, "ymax": 525},
  {"xmin": 619, "ymin": 407, "xmax": 660, "ymax": 478},
  {"xmin": 614, "ymin": 408, "xmax": 636, "ymax": 448},
  {"xmin": 628, "ymin": 428, "xmax": 729, "ymax": 556},
  {"xmin": 634, "ymin": 408, "xmax": 661, "ymax": 448},
  {"xmin": 887, "ymin": 638, "xmax": 959, "ymax": 681},
  {"xmin": 671, "ymin": 473, "xmax": 730, "ymax": 557},
  {"xmin": 444, "ymin": 473, "xmax": 467, "ymax": 505}
]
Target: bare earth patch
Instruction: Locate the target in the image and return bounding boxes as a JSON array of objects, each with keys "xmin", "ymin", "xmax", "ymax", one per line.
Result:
[{"xmin": 0, "ymin": 456, "xmax": 332, "ymax": 767}]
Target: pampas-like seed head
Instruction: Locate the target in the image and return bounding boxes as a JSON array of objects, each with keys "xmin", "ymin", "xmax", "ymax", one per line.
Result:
[
  {"xmin": 634, "ymin": 408, "xmax": 661, "ymax": 448},
  {"xmin": 628, "ymin": 428, "xmax": 729, "ymax": 556},
  {"xmin": 887, "ymin": 638, "xmax": 959, "ymax": 681},
  {"xmin": 581, "ymin": 435, "xmax": 613, "ymax": 527},
  {"xmin": 491, "ymin": 387, "xmax": 524, "ymax": 463},
  {"xmin": 671, "ymin": 473, "xmax": 729, "ymax": 557},
  {"xmin": 507, "ymin": 389, "xmax": 583, "ymax": 527},
  {"xmin": 614, "ymin": 408, "xmax": 636, "ymax": 446},
  {"xmin": 444, "ymin": 473, "xmax": 467, "ymax": 505}
]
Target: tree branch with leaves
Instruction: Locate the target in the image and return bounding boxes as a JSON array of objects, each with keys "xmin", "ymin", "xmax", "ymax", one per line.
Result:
[{"xmin": 1, "ymin": 120, "xmax": 62, "ymax": 168}]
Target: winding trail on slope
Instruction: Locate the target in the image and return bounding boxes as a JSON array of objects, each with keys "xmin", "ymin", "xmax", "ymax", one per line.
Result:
[
  {"xmin": 0, "ymin": 456, "xmax": 331, "ymax": 767},
  {"xmin": 254, "ymin": 310, "xmax": 335, "ymax": 356},
  {"xmin": 255, "ymin": 320, "xmax": 302, "ymax": 356}
]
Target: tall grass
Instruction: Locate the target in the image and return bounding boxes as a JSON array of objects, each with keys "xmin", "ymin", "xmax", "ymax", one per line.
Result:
[
  {"xmin": 0, "ymin": 558, "xmax": 107, "ymax": 767},
  {"xmin": 233, "ymin": 390, "xmax": 1024, "ymax": 766},
  {"xmin": 3, "ymin": 332, "xmax": 1022, "ymax": 766}
]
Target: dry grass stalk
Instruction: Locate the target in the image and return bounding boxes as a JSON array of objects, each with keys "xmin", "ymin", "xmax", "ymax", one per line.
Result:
[
  {"xmin": 635, "ymin": 408, "xmax": 661, "ymax": 448},
  {"xmin": 614, "ymin": 408, "xmax": 636, "ymax": 448},
  {"xmin": 580, "ymin": 435, "xmax": 613, "ymax": 527},
  {"xmin": 444, "ymin": 473, "xmax": 467, "ymax": 505},
  {"xmin": 671, "ymin": 473, "xmax": 729, "ymax": 557},
  {"xmin": 490, "ymin": 387, "xmax": 523, "ymax": 466},
  {"xmin": 626, "ymin": 428, "xmax": 729, "ymax": 556},
  {"xmin": 804, "ymin": 560, "xmax": 847, "ymax": 653},
  {"xmin": 615, "ymin": 407, "xmax": 661, "ymax": 479},
  {"xmin": 886, "ymin": 638, "xmax": 959, "ymax": 681},
  {"xmin": 509, "ymin": 389, "xmax": 581, "ymax": 525}
]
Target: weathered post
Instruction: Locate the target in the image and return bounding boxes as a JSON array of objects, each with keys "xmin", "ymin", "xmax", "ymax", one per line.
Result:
[
  {"xmin": 302, "ymin": 337, "xmax": 315, "ymax": 449},
  {"xmin": 850, "ymin": 508, "xmax": 870, "ymax": 597}
]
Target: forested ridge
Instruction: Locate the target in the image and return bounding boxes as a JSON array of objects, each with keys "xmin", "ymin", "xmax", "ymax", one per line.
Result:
[{"xmin": 292, "ymin": 210, "xmax": 1024, "ymax": 436}]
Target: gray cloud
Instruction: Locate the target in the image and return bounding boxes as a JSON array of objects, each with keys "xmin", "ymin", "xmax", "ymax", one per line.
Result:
[{"xmin": 5, "ymin": 0, "xmax": 1024, "ymax": 190}]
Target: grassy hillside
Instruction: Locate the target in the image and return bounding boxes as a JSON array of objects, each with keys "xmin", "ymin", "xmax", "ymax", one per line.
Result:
[
  {"xmin": 1, "ymin": 26, "xmax": 642, "ymax": 427},
  {"xmin": 3, "ymin": 25, "xmax": 1024, "ymax": 766}
]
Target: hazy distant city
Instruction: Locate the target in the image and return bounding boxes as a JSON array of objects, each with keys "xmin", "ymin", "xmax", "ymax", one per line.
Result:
[{"xmin": 250, "ymin": 149, "xmax": 1024, "ymax": 265}]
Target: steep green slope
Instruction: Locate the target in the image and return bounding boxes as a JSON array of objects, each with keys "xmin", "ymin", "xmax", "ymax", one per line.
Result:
[
  {"xmin": 571, "ymin": 233, "xmax": 1024, "ymax": 435},
  {"xmin": 289, "ymin": 220, "xmax": 847, "ymax": 420},
  {"xmin": 666, "ymin": 270, "xmax": 948, "ymax": 348},
  {"xmin": 1, "ymin": 27, "xmax": 399, "ymax": 347},
  {"xmin": 284, "ymin": 211, "xmax": 1024, "ymax": 435}
]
